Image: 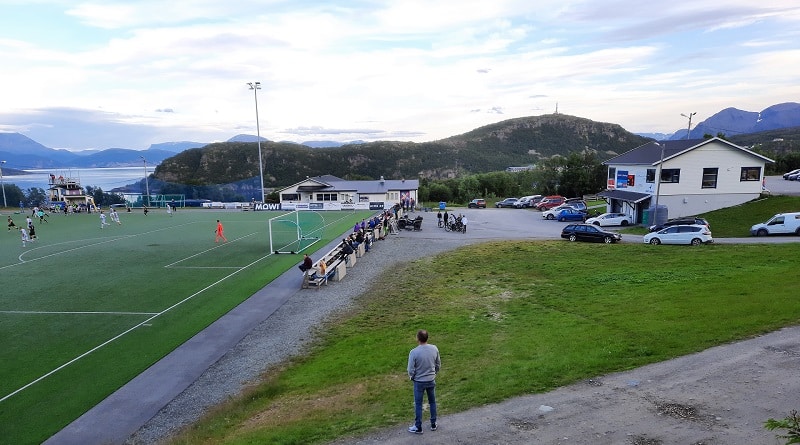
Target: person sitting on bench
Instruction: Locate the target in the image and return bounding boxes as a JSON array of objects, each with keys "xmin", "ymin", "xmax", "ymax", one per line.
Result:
[{"xmin": 298, "ymin": 254, "xmax": 313, "ymax": 272}]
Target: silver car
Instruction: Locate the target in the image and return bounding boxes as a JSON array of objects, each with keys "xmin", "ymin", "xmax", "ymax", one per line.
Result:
[{"xmin": 643, "ymin": 224, "xmax": 713, "ymax": 246}]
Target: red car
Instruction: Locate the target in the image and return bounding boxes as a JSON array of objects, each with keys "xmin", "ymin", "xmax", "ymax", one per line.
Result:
[{"xmin": 535, "ymin": 195, "xmax": 565, "ymax": 210}]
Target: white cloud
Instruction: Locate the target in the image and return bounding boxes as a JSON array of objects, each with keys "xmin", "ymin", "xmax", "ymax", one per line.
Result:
[{"xmin": 0, "ymin": 0, "xmax": 798, "ymax": 149}]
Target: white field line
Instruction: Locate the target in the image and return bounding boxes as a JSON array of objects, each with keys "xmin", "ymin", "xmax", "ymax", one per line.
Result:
[
  {"xmin": 0, "ymin": 310, "xmax": 160, "ymax": 315},
  {"xmin": 0, "ymin": 250, "xmax": 274, "ymax": 404},
  {"xmin": 3, "ymin": 222, "xmax": 198, "ymax": 270},
  {"xmin": 164, "ymin": 232, "xmax": 258, "ymax": 268},
  {"xmin": 1, "ymin": 211, "xmax": 365, "ymax": 403}
]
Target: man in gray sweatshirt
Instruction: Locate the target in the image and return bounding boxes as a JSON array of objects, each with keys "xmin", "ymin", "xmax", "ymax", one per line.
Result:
[{"xmin": 407, "ymin": 329, "xmax": 441, "ymax": 434}]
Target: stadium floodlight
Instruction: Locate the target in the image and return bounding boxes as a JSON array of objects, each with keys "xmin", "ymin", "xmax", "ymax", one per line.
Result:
[
  {"xmin": 247, "ymin": 81, "xmax": 266, "ymax": 203},
  {"xmin": 681, "ymin": 112, "xmax": 697, "ymax": 140},
  {"xmin": 0, "ymin": 160, "xmax": 6, "ymax": 208},
  {"xmin": 140, "ymin": 156, "xmax": 150, "ymax": 207}
]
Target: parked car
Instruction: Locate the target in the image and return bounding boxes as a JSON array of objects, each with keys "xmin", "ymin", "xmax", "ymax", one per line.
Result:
[
  {"xmin": 783, "ymin": 169, "xmax": 800, "ymax": 180},
  {"xmin": 535, "ymin": 195, "xmax": 566, "ymax": 210},
  {"xmin": 468, "ymin": 198, "xmax": 486, "ymax": 209},
  {"xmin": 750, "ymin": 212, "xmax": 800, "ymax": 236},
  {"xmin": 585, "ymin": 212, "xmax": 632, "ymax": 227},
  {"xmin": 643, "ymin": 224, "xmax": 713, "ymax": 245},
  {"xmin": 495, "ymin": 197, "xmax": 519, "ymax": 208},
  {"xmin": 542, "ymin": 204, "xmax": 580, "ymax": 220},
  {"xmin": 556, "ymin": 208, "xmax": 587, "ymax": 222},
  {"xmin": 789, "ymin": 171, "xmax": 800, "ymax": 181},
  {"xmin": 514, "ymin": 195, "xmax": 542, "ymax": 208},
  {"xmin": 564, "ymin": 198, "xmax": 587, "ymax": 212},
  {"xmin": 649, "ymin": 216, "xmax": 710, "ymax": 232},
  {"xmin": 561, "ymin": 223, "xmax": 622, "ymax": 243}
]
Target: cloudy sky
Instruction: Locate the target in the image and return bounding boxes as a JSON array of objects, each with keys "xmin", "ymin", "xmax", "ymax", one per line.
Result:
[{"xmin": 0, "ymin": 0, "xmax": 798, "ymax": 151}]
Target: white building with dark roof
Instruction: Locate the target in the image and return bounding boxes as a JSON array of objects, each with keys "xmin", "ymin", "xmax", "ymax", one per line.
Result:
[
  {"xmin": 276, "ymin": 175, "xmax": 419, "ymax": 211},
  {"xmin": 599, "ymin": 137, "xmax": 773, "ymax": 222}
]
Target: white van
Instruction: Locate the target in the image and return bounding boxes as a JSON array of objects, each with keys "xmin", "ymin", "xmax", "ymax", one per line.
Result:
[{"xmin": 750, "ymin": 212, "xmax": 800, "ymax": 236}]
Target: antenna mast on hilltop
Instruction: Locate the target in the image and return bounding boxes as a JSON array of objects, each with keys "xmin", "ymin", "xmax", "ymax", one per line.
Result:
[{"xmin": 555, "ymin": 102, "xmax": 559, "ymax": 114}]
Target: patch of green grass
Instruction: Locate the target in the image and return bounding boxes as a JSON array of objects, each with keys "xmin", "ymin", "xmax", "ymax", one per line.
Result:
[
  {"xmin": 0, "ymin": 209, "xmax": 372, "ymax": 445},
  {"xmin": 172, "ymin": 240, "xmax": 800, "ymax": 445},
  {"xmin": 620, "ymin": 195, "xmax": 800, "ymax": 237}
]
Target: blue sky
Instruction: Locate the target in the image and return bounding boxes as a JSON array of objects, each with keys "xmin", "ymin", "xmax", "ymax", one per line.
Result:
[{"xmin": 0, "ymin": 0, "xmax": 798, "ymax": 150}]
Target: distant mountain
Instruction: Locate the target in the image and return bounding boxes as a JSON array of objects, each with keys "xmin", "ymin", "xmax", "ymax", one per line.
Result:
[
  {"xmin": 153, "ymin": 114, "xmax": 650, "ymax": 186},
  {"xmin": 301, "ymin": 140, "xmax": 344, "ymax": 148},
  {"xmin": 635, "ymin": 132, "xmax": 673, "ymax": 141},
  {"xmin": 0, "ymin": 133, "xmax": 203, "ymax": 169},
  {"xmin": 227, "ymin": 134, "xmax": 269, "ymax": 143},
  {"xmin": 671, "ymin": 102, "xmax": 800, "ymax": 140}
]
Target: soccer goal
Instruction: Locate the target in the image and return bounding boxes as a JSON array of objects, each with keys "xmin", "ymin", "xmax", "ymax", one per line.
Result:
[{"xmin": 268, "ymin": 210, "xmax": 325, "ymax": 254}]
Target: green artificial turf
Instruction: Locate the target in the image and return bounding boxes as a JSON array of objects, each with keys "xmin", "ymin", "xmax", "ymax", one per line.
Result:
[{"xmin": 0, "ymin": 208, "xmax": 372, "ymax": 445}]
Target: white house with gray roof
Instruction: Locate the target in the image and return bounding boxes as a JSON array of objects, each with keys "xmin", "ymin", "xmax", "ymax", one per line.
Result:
[
  {"xmin": 277, "ymin": 175, "xmax": 419, "ymax": 211},
  {"xmin": 599, "ymin": 137, "xmax": 773, "ymax": 223}
]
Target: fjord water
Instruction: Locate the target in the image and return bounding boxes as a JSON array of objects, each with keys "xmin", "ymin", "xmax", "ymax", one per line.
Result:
[{"xmin": 2, "ymin": 167, "xmax": 150, "ymax": 191}]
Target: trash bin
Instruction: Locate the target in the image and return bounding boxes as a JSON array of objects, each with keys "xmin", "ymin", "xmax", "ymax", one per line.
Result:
[{"xmin": 438, "ymin": 201, "xmax": 446, "ymax": 210}]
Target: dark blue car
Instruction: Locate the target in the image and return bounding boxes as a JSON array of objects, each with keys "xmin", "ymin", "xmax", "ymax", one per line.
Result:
[{"xmin": 557, "ymin": 208, "xmax": 586, "ymax": 222}]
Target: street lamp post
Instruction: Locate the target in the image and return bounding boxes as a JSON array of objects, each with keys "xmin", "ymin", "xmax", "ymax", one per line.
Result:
[
  {"xmin": 681, "ymin": 112, "xmax": 696, "ymax": 140},
  {"xmin": 140, "ymin": 156, "xmax": 150, "ymax": 207},
  {"xmin": 0, "ymin": 160, "xmax": 6, "ymax": 208},
  {"xmin": 652, "ymin": 142, "xmax": 666, "ymax": 225},
  {"xmin": 247, "ymin": 81, "xmax": 266, "ymax": 203}
]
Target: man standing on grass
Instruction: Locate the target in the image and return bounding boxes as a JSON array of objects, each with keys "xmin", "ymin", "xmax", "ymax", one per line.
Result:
[
  {"xmin": 215, "ymin": 219, "xmax": 228, "ymax": 243},
  {"xmin": 99, "ymin": 211, "xmax": 110, "ymax": 229},
  {"xmin": 407, "ymin": 329, "xmax": 440, "ymax": 434}
]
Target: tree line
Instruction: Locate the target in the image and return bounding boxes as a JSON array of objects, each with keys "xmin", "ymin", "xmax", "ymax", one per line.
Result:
[{"xmin": 418, "ymin": 152, "xmax": 607, "ymax": 204}]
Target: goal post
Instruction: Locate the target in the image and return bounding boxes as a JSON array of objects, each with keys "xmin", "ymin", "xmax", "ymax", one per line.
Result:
[{"xmin": 268, "ymin": 210, "xmax": 324, "ymax": 254}]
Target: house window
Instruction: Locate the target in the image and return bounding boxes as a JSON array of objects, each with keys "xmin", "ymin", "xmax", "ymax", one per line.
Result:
[
  {"xmin": 316, "ymin": 193, "xmax": 338, "ymax": 201},
  {"xmin": 646, "ymin": 168, "xmax": 655, "ymax": 183},
  {"xmin": 281, "ymin": 193, "xmax": 300, "ymax": 201},
  {"xmin": 702, "ymin": 168, "xmax": 719, "ymax": 189},
  {"xmin": 740, "ymin": 167, "xmax": 761, "ymax": 181},
  {"xmin": 660, "ymin": 169, "xmax": 680, "ymax": 183}
]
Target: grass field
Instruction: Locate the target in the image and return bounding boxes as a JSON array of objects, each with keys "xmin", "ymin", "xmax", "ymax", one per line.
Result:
[{"xmin": 0, "ymin": 207, "xmax": 373, "ymax": 445}]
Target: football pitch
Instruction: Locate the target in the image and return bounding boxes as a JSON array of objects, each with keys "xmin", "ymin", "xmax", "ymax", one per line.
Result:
[{"xmin": 0, "ymin": 207, "xmax": 373, "ymax": 444}]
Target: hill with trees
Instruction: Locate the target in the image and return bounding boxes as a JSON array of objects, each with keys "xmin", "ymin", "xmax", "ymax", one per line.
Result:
[{"xmin": 153, "ymin": 114, "xmax": 650, "ymax": 187}]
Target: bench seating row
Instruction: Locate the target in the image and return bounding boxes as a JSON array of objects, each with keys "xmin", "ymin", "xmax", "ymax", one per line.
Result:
[{"xmin": 301, "ymin": 226, "xmax": 382, "ymax": 289}]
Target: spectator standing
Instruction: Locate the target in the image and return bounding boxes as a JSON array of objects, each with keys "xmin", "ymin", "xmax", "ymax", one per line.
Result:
[
  {"xmin": 461, "ymin": 214, "xmax": 468, "ymax": 233},
  {"xmin": 407, "ymin": 329, "xmax": 440, "ymax": 434}
]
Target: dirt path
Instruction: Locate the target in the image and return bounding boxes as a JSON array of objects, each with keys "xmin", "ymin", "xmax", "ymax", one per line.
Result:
[{"xmin": 330, "ymin": 325, "xmax": 800, "ymax": 445}]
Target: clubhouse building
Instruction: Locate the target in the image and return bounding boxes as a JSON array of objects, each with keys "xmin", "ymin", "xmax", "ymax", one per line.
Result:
[{"xmin": 274, "ymin": 175, "xmax": 420, "ymax": 211}]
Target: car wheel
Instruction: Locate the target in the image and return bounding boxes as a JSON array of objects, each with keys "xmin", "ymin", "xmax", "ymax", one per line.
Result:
[
  {"xmin": 592, "ymin": 221, "xmax": 600, "ymax": 226},
  {"xmin": 649, "ymin": 238, "xmax": 660, "ymax": 245},
  {"xmin": 558, "ymin": 217, "xmax": 565, "ymax": 222},
  {"xmin": 603, "ymin": 236, "xmax": 612, "ymax": 244},
  {"xmin": 690, "ymin": 238, "xmax": 702, "ymax": 246},
  {"xmin": 569, "ymin": 234, "xmax": 577, "ymax": 242},
  {"xmin": 546, "ymin": 214, "xmax": 555, "ymax": 220},
  {"xmin": 756, "ymin": 229, "xmax": 768, "ymax": 237},
  {"xmin": 620, "ymin": 220, "xmax": 629, "ymax": 226}
]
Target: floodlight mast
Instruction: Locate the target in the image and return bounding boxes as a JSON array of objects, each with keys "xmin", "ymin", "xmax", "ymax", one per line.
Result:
[
  {"xmin": 140, "ymin": 156, "xmax": 150, "ymax": 207},
  {"xmin": 0, "ymin": 160, "xmax": 7, "ymax": 208},
  {"xmin": 247, "ymin": 81, "xmax": 266, "ymax": 203},
  {"xmin": 681, "ymin": 112, "xmax": 696, "ymax": 140}
]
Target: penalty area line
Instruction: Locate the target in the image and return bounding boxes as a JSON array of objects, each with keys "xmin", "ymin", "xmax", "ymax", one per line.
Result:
[{"xmin": 0, "ymin": 249, "xmax": 276, "ymax": 404}]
